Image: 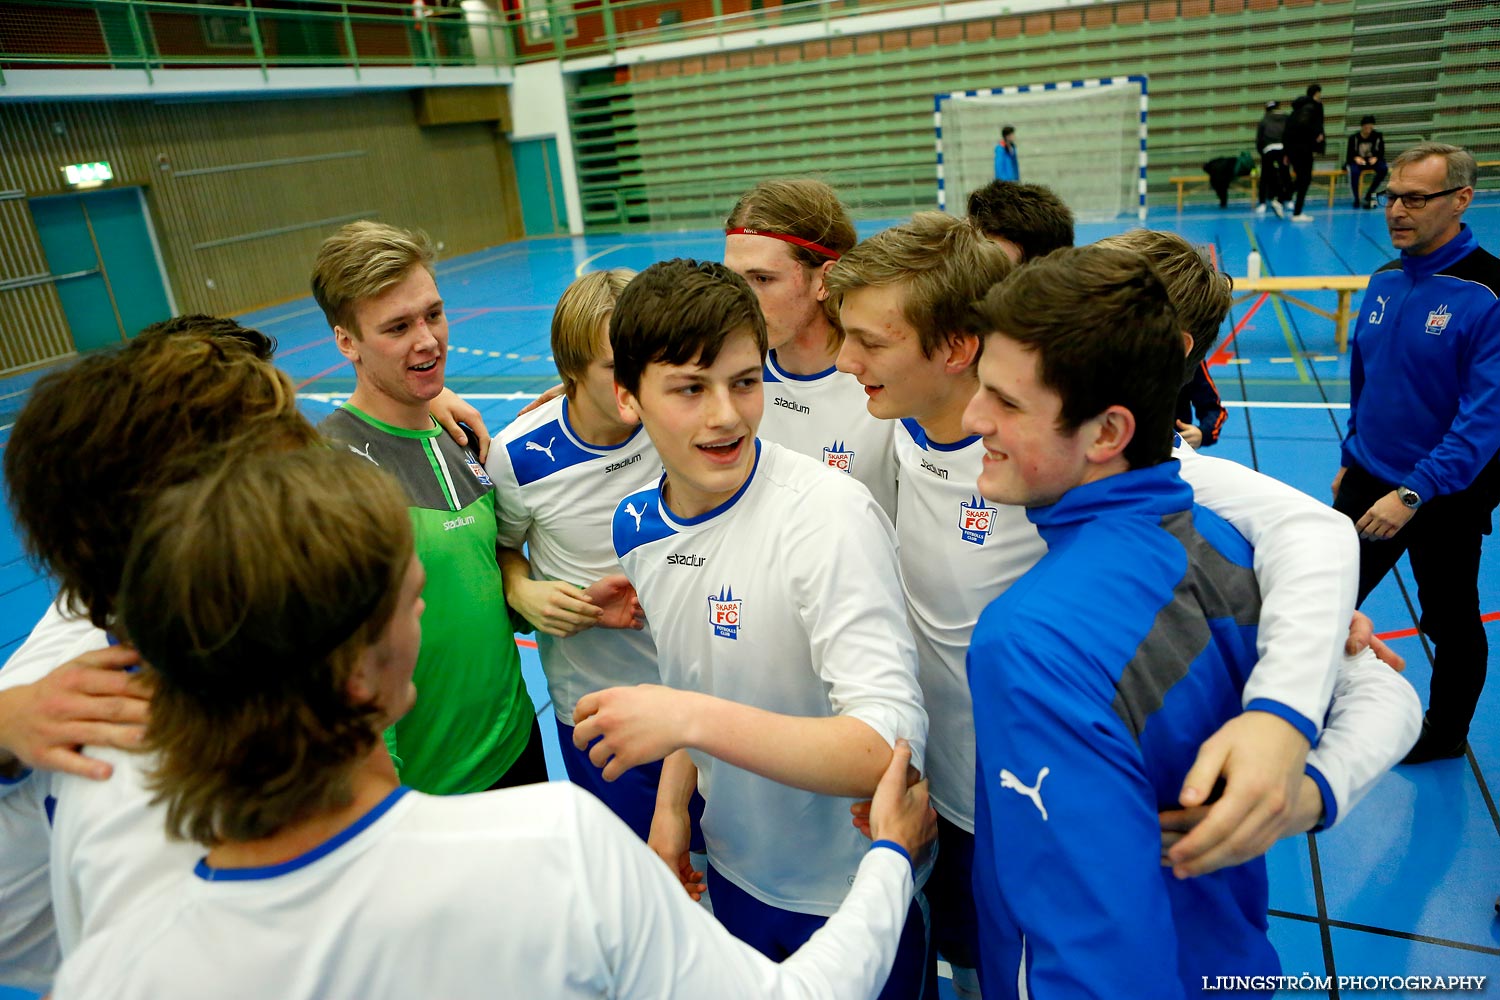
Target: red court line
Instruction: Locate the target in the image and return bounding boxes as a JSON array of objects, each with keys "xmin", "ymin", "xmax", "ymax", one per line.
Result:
[
  {"xmin": 517, "ymin": 637, "xmax": 538, "ymax": 649},
  {"xmin": 1378, "ymin": 611, "xmax": 1500, "ymax": 642},
  {"xmin": 296, "ymin": 360, "xmax": 350, "ymax": 390},
  {"xmin": 1209, "ymin": 292, "xmax": 1270, "ymax": 367},
  {"xmin": 275, "ymin": 336, "xmax": 334, "ymax": 359}
]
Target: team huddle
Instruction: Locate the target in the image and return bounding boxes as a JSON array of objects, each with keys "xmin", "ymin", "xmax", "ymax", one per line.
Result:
[{"xmin": 0, "ymin": 174, "xmax": 1429, "ymax": 1000}]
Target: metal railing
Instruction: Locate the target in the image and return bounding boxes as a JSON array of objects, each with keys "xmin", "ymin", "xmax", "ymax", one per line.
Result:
[{"xmin": 0, "ymin": 0, "xmax": 955, "ymax": 81}]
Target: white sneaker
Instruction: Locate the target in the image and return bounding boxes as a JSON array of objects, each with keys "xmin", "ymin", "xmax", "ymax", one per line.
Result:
[
  {"xmin": 1292, "ymin": 213, "xmax": 1314, "ymax": 223},
  {"xmin": 1255, "ymin": 204, "xmax": 1268, "ymax": 215},
  {"xmin": 1270, "ymin": 201, "xmax": 1285, "ymax": 219}
]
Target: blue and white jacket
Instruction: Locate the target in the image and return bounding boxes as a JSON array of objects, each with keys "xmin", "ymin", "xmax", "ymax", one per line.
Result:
[
  {"xmin": 1343, "ymin": 225, "xmax": 1500, "ymax": 499},
  {"xmin": 969, "ymin": 462, "xmax": 1284, "ymax": 999}
]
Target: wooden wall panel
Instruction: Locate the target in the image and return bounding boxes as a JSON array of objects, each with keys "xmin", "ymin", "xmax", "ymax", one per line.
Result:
[{"xmin": 0, "ymin": 91, "xmax": 524, "ymax": 370}]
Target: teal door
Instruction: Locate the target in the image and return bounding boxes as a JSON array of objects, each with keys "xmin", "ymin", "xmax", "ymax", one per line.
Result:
[
  {"xmin": 513, "ymin": 137, "xmax": 569, "ymax": 236},
  {"xmin": 30, "ymin": 187, "xmax": 173, "ymax": 353}
]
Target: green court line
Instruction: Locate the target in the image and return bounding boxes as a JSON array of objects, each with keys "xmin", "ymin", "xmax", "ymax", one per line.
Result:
[{"xmin": 1242, "ymin": 220, "xmax": 1310, "ymax": 383}]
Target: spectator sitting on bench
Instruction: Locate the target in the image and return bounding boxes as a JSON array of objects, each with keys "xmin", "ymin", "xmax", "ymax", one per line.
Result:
[{"xmin": 1346, "ymin": 115, "xmax": 1387, "ymax": 210}]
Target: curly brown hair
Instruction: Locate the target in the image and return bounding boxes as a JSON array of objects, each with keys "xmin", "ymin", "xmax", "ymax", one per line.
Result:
[{"xmin": 4, "ymin": 321, "xmax": 320, "ymax": 630}]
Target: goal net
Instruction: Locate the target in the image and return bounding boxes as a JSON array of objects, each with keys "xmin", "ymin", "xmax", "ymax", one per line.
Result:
[{"xmin": 935, "ymin": 76, "xmax": 1148, "ymax": 222}]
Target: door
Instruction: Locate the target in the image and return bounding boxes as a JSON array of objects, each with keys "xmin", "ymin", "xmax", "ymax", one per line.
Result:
[
  {"xmin": 513, "ymin": 137, "xmax": 569, "ymax": 237},
  {"xmin": 29, "ymin": 187, "xmax": 174, "ymax": 353}
]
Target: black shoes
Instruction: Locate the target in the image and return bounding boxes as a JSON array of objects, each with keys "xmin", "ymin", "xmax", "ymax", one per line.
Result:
[{"xmin": 1401, "ymin": 721, "xmax": 1469, "ymax": 765}]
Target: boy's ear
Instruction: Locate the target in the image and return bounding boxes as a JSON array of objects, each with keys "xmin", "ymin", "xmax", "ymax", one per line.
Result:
[
  {"xmin": 1181, "ymin": 330, "xmax": 1195, "ymax": 359},
  {"xmin": 613, "ymin": 381, "xmax": 643, "ymax": 427},
  {"xmin": 944, "ymin": 332, "xmax": 981, "ymax": 373},
  {"xmin": 334, "ymin": 325, "xmax": 361, "ymax": 363},
  {"xmin": 1085, "ymin": 405, "xmax": 1136, "ymax": 465},
  {"xmin": 814, "ymin": 259, "xmax": 837, "ymax": 302},
  {"xmin": 345, "ymin": 645, "xmax": 379, "ymax": 706}
]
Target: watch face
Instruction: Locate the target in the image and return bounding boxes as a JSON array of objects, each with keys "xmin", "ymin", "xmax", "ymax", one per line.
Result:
[{"xmin": 1400, "ymin": 488, "xmax": 1420, "ymax": 508}]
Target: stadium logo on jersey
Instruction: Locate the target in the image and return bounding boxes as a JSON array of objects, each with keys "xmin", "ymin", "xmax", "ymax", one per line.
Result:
[
  {"xmin": 625, "ymin": 500, "xmax": 648, "ymax": 531},
  {"xmin": 921, "ymin": 458, "xmax": 949, "ymax": 480},
  {"xmin": 605, "ymin": 453, "xmax": 642, "ymax": 474},
  {"xmin": 707, "ymin": 585, "xmax": 743, "ymax": 640},
  {"xmin": 443, "ymin": 514, "xmax": 477, "ymax": 532},
  {"xmin": 773, "ymin": 396, "xmax": 810, "ymax": 415},
  {"xmin": 1425, "ymin": 305, "xmax": 1451, "ymax": 336},
  {"xmin": 348, "ymin": 442, "xmax": 379, "ymax": 466},
  {"xmin": 668, "ymin": 553, "xmax": 706, "ymax": 567},
  {"xmin": 526, "ymin": 436, "xmax": 557, "ymax": 462},
  {"xmin": 464, "ymin": 455, "xmax": 494, "ymax": 487},
  {"xmin": 959, "ymin": 496, "xmax": 997, "ymax": 545},
  {"xmin": 822, "ymin": 441, "xmax": 856, "ymax": 474},
  {"xmin": 999, "ymin": 766, "xmax": 1050, "ymax": 821}
]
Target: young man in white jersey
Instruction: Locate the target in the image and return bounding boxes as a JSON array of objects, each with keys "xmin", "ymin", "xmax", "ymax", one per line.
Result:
[
  {"xmin": 51, "ymin": 447, "xmax": 938, "ymax": 1000},
  {"xmin": 722, "ymin": 180, "xmax": 897, "ymax": 517},
  {"xmin": 489, "ymin": 268, "xmax": 689, "ymax": 841},
  {"xmin": 828, "ymin": 218, "xmax": 1419, "ymax": 997},
  {"xmin": 0, "ymin": 321, "xmax": 325, "ymax": 988},
  {"xmin": 571, "ymin": 259, "xmax": 935, "ymax": 999}
]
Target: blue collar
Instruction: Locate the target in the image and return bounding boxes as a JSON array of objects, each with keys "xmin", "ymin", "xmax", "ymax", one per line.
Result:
[
  {"xmin": 1025, "ymin": 461, "xmax": 1192, "ymax": 538},
  {"xmin": 1401, "ymin": 224, "xmax": 1476, "ymax": 279},
  {"xmin": 194, "ymin": 786, "xmax": 411, "ymax": 882}
]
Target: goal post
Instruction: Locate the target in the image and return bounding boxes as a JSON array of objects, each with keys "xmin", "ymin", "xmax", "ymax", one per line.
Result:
[{"xmin": 934, "ymin": 76, "xmax": 1149, "ymax": 223}]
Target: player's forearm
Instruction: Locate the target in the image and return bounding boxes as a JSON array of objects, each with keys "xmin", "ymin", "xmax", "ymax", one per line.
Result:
[
  {"xmin": 655, "ymin": 748, "xmax": 697, "ymax": 816},
  {"xmin": 496, "ymin": 547, "xmax": 534, "ymax": 600},
  {"xmin": 684, "ymin": 698, "xmax": 891, "ymax": 798}
]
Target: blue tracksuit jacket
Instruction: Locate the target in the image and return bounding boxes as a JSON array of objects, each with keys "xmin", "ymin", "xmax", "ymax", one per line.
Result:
[{"xmin": 969, "ymin": 461, "xmax": 1281, "ymax": 999}]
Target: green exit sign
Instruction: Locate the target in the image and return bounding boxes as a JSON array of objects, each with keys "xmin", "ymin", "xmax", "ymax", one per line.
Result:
[{"xmin": 61, "ymin": 161, "xmax": 114, "ymax": 188}]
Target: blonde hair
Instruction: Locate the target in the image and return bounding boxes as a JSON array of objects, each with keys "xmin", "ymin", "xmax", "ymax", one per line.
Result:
[
  {"xmin": 1094, "ymin": 229, "xmax": 1232, "ymax": 369},
  {"xmin": 121, "ymin": 448, "xmax": 413, "ymax": 846},
  {"xmin": 552, "ymin": 268, "xmax": 635, "ymax": 396},
  {"xmin": 310, "ymin": 220, "xmax": 437, "ymax": 336},
  {"xmin": 1392, "ymin": 142, "xmax": 1476, "ymax": 190},
  {"xmin": 825, "ymin": 212, "xmax": 1012, "ymax": 357}
]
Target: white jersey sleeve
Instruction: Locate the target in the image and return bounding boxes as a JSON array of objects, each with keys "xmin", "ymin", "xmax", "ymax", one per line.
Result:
[
  {"xmin": 486, "ymin": 397, "xmax": 664, "ymax": 719},
  {"xmin": 613, "ymin": 441, "xmax": 925, "ymax": 914},
  {"xmin": 1176, "ymin": 443, "xmax": 1354, "ymax": 742},
  {"xmin": 1304, "ymin": 648, "xmax": 1422, "ymax": 828},
  {"xmin": 759, "ymin": 355, "xmax": 898, "ymax": 520}
]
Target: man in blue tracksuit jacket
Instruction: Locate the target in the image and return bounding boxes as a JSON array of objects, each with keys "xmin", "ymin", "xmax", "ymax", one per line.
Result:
[
  {"xmin": 962, "ymin": 246, "xmax": 1304, "ymax": 998},
  {"xmin": 1333, "ymin": 142, "xmax": 1500, "ymax": 764}
]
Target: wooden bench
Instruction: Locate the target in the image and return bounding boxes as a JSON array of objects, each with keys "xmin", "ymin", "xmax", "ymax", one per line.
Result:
[
  {"xmin": 1231, "ymin": 275, "xmax": 1371, "ymax": 352},
  {"xmin": 1318, "ymin": 159, "xmax": 1500, "ymax": 207},
  {"xmin": 1169, "ymin": 171, "xmax": 1258, "ymax": 212}
]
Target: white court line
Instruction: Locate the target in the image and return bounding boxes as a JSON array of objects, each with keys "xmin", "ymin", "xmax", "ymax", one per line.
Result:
[
  {"xmin": 0, "ymin": 423, "xmax": 13, "ymax": 433},
  {"xmin": 575, "ymin": 244, "xmax": 627, "ymax": 278},
  {"xmin": 246, "ymin": 304, "xmax": 322, "ymax": 326},
  {"xmin": 299, "ymin": 392, "xmax": 541, "ymax": 403},
  {"xmin": 1222, "ymin": 400, "xmax": 1348, "ymax": 409}
]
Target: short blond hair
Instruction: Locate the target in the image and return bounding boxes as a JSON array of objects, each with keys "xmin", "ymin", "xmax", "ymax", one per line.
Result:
[
  {"xmin": 1392, "ymin": 142, "xmax": 1476, "ymax": 190},
  {"xmin": 1094, "ymin": 229, "xmax": 1232, "ymax": 370},
  {"xmin": 825, "ymin": 212, "xmax": 1012, "ymax": 357},
  {"xmin": 310, "ymin": 221, "xmax": 436, "ymax": 336},
  {"xmin": 552, "ymin": 268, "xmax": 635, "ymax": 396}
]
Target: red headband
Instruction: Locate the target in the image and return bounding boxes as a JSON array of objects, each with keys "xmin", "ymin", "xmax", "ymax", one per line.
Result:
[{"xmin": 725, "ymin": 227, "xmax": 842, "ymax": 261}]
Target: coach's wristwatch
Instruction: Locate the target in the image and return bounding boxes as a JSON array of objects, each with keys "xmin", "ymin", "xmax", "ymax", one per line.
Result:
[{"xmin": 1397, "ymin": 486, "xmax": 1423, "ymax": 510}]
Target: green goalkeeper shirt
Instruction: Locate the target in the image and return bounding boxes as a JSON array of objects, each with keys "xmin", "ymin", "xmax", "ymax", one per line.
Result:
[{"xmin": 322, "ymin": 404, "xmax": 532, "ymax": 794}]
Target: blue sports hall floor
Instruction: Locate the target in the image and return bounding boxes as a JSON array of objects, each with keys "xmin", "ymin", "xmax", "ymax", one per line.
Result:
[{"xmin": 2, "ymin": 194, "xmax": 1499, "ymax": 998}]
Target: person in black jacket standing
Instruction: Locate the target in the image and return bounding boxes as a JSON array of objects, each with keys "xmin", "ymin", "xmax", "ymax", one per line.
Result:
[
  {"xmin": 1285, "ymin": 84, "xmax": 1326, "ymax": 222},
  {"xmin": 1255, "ymin": 100, "xmax": 1291, "ymax": 217},
  {"xmin": 1345, "ymin": 115, "xmax": 1387, "ymax": 209}
]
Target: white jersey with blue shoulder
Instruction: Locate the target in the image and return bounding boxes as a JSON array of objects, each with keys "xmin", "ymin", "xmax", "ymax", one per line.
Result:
[
  {"xmin": 488, "ymin": 396, "xmax": 663, "ymax": 721},
  {"xmin": 759, "ymin": 351, "xmax": 897, "ymax": 520},
  {"xmin": 892, "ymin": 419, "xmax": 1046, "ymax": 832},
  {"xmin": 612, "ymin": 439, "xmax": 926, "ymax": 915}
]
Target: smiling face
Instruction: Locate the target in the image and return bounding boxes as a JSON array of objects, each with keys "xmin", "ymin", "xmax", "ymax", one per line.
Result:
[
  {"xmin": 723, "ymin": 234, "xmax": 829, "ymax": 352},
  {"xmin": 836, "ymin": 282, "xmax": 956, "ymax": 425},
  {"xmin": 963, "ymin": 333, "xmax": 1094, "ymax": 508},
  {"xmin": 1385, "ymin": 155, "xmax": 1472, "ymax": 257},
  {"xmin": 336, "ymin": 266, "xmax": 447, "ymax": 427},
  {"xmin": 616, "ymin": 328, "xmax": 765, "ymax": 519}
]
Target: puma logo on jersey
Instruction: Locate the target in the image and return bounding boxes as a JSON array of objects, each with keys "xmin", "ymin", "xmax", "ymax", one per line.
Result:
[
  {"xmin": 348, "ymin": 443, "xmax": 379, "ymax": 466},
  {"xmin": 773, "ymin": 396, "xmax": 810, "ymax": 415},
  {"xmin": 1368, "ymin": 294, "xmax": 1389, "ymax": 325},
  {"xmin": 1000, "ymin": 766, "xmax": 1050, "ymax": 821},
  {"xmin": 526, "ymin": 437, "xmax": 557, "ymax": 462},
  {"xmin": 625, "ymin": 501, "xmax": 648, "ymax": 531}
]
